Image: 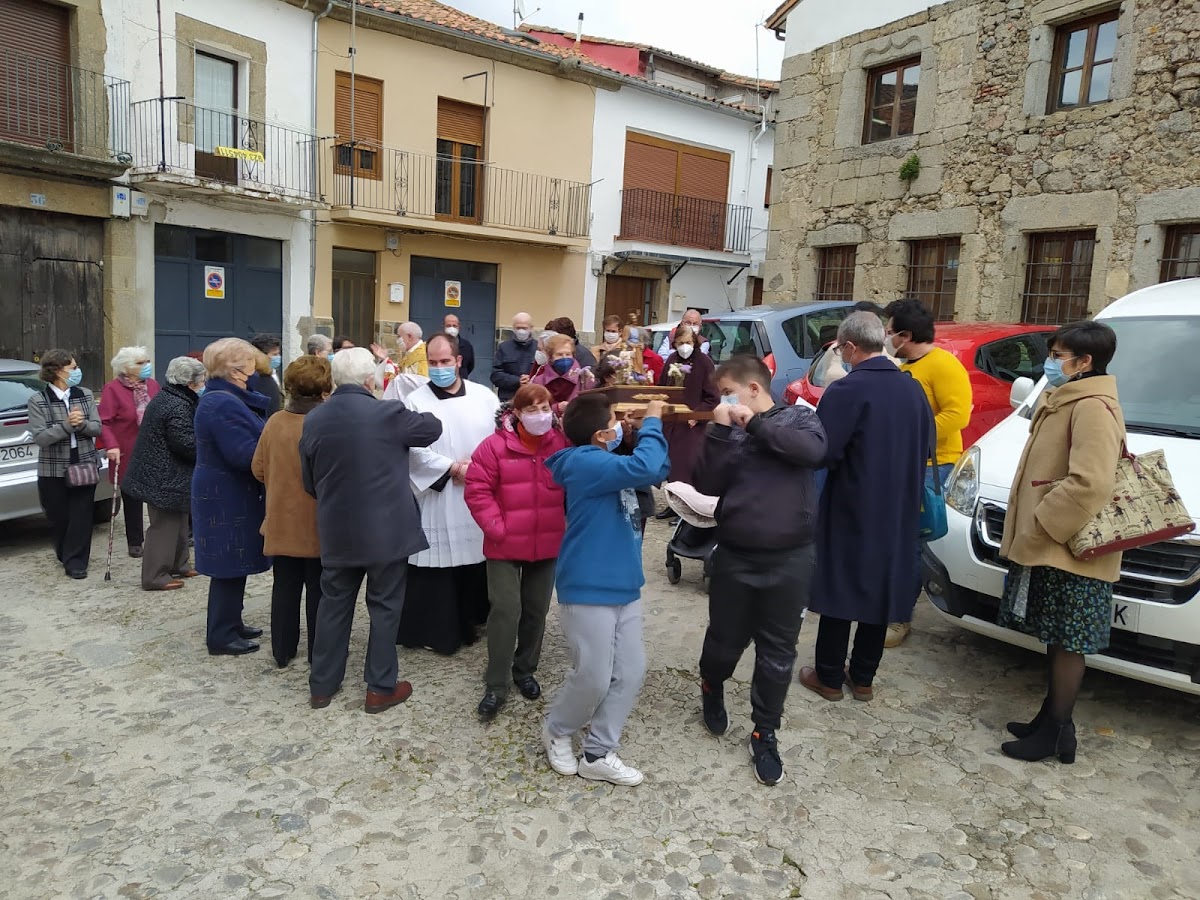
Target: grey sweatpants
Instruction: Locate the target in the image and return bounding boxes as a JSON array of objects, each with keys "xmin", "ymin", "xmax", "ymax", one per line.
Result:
[{"xmin": 545, "ymin": 600, "xmax": 645, "ymax": 757}]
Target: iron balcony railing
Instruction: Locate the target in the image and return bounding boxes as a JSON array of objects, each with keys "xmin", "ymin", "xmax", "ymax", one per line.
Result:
[
  {"xmin": 0, "ymin": 49, "xmax": 130, "ymax": 161},
  {"xmin": 619, "ymin": 188, "xmax": 753, "ymax": 254},
  {"xmin": 327, "ymin": 140, "xmax": 592, "ymax": 238},
  {"xmin": 129, "ymin": 98, "xmax": 323, "ymax": 202}
]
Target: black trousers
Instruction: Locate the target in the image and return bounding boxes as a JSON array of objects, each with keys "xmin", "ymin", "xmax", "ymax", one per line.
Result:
[
  {"xmin": 311, "ymin": 560, "xmax": 407, "ymax": 697},
  {"xmin": 699, "ymin": 544, "xmax": 815, "ymax": 731},
  {"xmin": 122, "ymin": 489, "xmax": 144, "ymax": 548},
  {"xmin": 271, "ymin": 556, "xmax": 322, "ymax": 667},
  {"xmin": 38, "ymin": 475, "xmax": 97, "ymax": 575},
  {"xmin": 206, "ymin": 576, "xmax": 248, "ymax": 649},
  {"xmin": 814, "ymin": 616, "xmax": 888, "ymax": 690}
]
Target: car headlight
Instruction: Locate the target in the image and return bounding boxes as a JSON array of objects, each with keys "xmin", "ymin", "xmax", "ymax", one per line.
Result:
[{"xmin": 945, "ymin": 446, "xmax": 980, "ymax": 516}]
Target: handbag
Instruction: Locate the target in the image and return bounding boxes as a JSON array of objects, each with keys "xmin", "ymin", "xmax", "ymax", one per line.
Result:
[
  {"xmin": 918, "ymin": 428, "xmax": 948, "ymax": 541},
  {"xmin": 66, "ymin": 461, "xmax": 100, "ymax": 487},
  {"xmin": 1059, "ymin": 401, "xmax": 1195, "ymax": 560}
]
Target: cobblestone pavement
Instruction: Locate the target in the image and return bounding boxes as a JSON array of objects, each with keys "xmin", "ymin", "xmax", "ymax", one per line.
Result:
[{"xmin": 2, "ymin": 513, "xmax": 1199, "ymax": 900}]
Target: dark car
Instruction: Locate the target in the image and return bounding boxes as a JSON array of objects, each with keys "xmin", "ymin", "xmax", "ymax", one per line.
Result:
[{"xmin": 698, "ymin": 301, "xmax": 857, "ymax": 399}]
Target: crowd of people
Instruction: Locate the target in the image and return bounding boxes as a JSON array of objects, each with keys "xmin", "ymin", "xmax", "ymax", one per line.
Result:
[{"xmin": 26, "ymin": 298, "xmax": 1125, "ymax": 786}]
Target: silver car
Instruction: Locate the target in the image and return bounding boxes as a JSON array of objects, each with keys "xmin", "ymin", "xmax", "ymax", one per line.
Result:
[{"xmin": 0, "ymin": 359, "xmax": 115, "ymax": 525}]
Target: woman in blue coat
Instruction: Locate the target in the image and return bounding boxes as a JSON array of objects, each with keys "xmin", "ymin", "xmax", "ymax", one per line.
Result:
[{"xmin": 193, "ymin": 337, "xmax": 271, "ymax": 656}]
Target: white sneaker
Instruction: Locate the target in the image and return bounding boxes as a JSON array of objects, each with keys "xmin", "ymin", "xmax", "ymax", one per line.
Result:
[
  {"xmin": 578, "ymin": 751, "xmax": 644, "ymax": 786},
  {"xmin": 542, "ymin": 720, "xmax": 578, "ymax": 776}
]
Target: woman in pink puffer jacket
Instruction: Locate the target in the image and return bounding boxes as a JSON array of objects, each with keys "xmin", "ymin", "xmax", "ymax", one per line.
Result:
[{"xmin": 465, "ymin": 382, "xmax": 571, "ymax": 720}]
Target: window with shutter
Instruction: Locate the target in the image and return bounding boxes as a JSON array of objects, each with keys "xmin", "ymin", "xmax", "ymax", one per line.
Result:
[
  {"xmin": 335, "ymin": 71, "xmax": 383, "ymax": 180},
  {"xmin": 620, "ymin": 132, "xmax": 731, "ymax": 251},
  {"xmin": 0, "ymin": 0, "xmax": 73, "ymax": 150},
  {"xmin": 435, "ymin": 98, "xmax": 485, "ymax": 223}
]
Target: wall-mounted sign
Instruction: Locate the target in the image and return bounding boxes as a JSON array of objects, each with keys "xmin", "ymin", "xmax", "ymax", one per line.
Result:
[
  {"xmin": 215, "ymin": 146, "xmax": 266, "ymax": 163},
  {"xmin": 205, "ymin": 266, "xmax": 226, "ymax": 300},
  {"xmin": 444, "ymin": 281, "xmax": 462, "ymax": 308},
  {"xmin": 29, "ymin": 193, "xmax": 47, "ymax": 207}
]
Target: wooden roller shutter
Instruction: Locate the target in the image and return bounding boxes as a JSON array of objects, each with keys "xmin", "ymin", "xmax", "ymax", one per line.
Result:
[
  {"xmin": 334, "ymin": 71, "xmax": 383, "ymax": 145},
  {"xmin": 0, "ymin": 0, "xmax": 72, "ymax": 149},
  {"xmin": 622, "ymin": 136, "xmax": 677, "ymax": 193},
  {"xmin": 437, "ymin": 98, "xmax": 485, "ymax": 146},
  {"xmin": 678, "ymin": 151, "xmax": 730, "ymax": 203},
  {"xmin": 677, "ymin": 149, "xmax": 730, "ymax": 251}
]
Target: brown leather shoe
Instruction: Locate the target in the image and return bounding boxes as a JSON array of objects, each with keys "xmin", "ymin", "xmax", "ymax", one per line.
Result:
[
  {"xmin": 365, "ymin": 681, "xmax": 413, "ymax": 714},
  {"xmin": 176, "ymin": 570, "xmax": 200, "ymax": 579},
  {"xmin": 799, "ymin": 666, "xmax": 844, "ymax": 701},
  {"xmin": 843, "ymin": 669, "xmax": 874, "ymax": 702},
  {"xmin": 310, "ymin": 694, "xmax": 333, "ymax": 709}
]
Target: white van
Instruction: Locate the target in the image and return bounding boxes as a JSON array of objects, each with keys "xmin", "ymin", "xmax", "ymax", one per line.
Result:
[{"xmin": 922, "ymin": 278, "xmax": 1200, "ymax": 695}]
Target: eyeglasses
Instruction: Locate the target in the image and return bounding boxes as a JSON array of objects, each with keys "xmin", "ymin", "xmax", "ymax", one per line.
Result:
[{"xmin": 1048, "ymin": 351, "xmax": 1077, "ymax": 361}]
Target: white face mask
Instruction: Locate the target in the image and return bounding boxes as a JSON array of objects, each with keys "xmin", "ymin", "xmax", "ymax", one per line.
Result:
[
  {"xmin": 603, "ymin": 331, "xmax": 620, "ymax": 344},
  {"xmin": 535, "ymin": 350, "xmax": 548, "ymax": 367},
  {"xmin": 689, "ymin": 324, "xmax": 702, "ymax": 335},
  {"xmin": 444, "ymin": 326, "xmax": 459, "ymax": 337},
  {"xmin": 513, "ymin": 328, "xmax": 532, "ymax": 343},
  {"xmin": 677, "ymin": 343, "xmax": 695, "ymax": 360}
]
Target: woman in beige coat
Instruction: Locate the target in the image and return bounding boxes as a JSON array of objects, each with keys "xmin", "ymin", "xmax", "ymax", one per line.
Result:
[
  {"xmin": 998, "ymin": 321, "xmax": 1124, "ymax": 765},
  {"xmin": 252, "ymin": 355, "xmax": 331, "ymax": 668}
]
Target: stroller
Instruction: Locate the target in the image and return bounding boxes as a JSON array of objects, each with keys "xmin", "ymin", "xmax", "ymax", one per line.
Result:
[{"xmin": 662, "ymin": 482, "xmax": 719, "ymax": 585}]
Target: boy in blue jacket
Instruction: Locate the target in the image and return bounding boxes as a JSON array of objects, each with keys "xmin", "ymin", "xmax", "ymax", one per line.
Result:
[{"xmin": 542, "ymin": 394, "xmax": 670, "ymax": 786}]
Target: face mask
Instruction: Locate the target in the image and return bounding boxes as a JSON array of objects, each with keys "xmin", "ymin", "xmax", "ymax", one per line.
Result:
[
  {"xmin": 513, "ymin": 328, "xmax": 531, "ymax": 343},
  {"xmin": 604, "ymin": 331, "xmax": 620, "ymax": 344},
  {"xmin": 677, "ymin": 344, "xmax": 695, "ymax": 360},
  {"xmin": 444, "ymin": 327, "xmax": 459, "ymax": 337},
  {"xmin": 196, "ymin": 387, "xmax": 206, "ymax": 397},
  {"xmin": 429, "ymin": 366, "xmax": 457, "ymax": 388},
  {"xmin": 1043, "ymin": 357, "xmax": 1070, "ymax": 388},
  {"xmin": 604, "ymin": 421, "xmax": 624, "ymax": 452},
  {"xmin": 269, "ymin": 355, "xmax": 281, "ymax": 370},
  {"xmin": 551, "ymin": 358, "xmax": 574, "ymax": 376},
  {"xmin": 689, "ymin": 324, "xmax": 702, "ymax": 335},
  {"xmin": 520, "ymin": 410, "xmax": 554, "ymax": 436},
  {"xmin": 139, "ymin": 362, "xmax": 154, "ymax": 380},
  {"xmin": 66, "ymin": 368, "xmax": 83, "ymax": 388},
  {"xmin": 719, "ymin": 394, "xmax": 739, "ymax": 407},
  {"xmin": 535, "ymin": 350, "xmax": 548, "ymax": 367},
  {"xmin": 327, "ymin": 352, "xmax": 336, "ymax": 362}
]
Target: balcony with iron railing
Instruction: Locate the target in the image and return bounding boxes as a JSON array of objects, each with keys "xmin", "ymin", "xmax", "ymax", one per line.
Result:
[
  {"xmin": 0, "ymin": 49, "xmax": 131, "ymax": 178},
  {"xmin": 129, "ymin": 98, "xmax": 324, "ymax": 206},
  {"xmin": 619, "ymin": 188, "xmax": 753, "ymax": 255},
  {"xmin": 326, "ymin": 140, "xmax": 592, "ymax": 242}
]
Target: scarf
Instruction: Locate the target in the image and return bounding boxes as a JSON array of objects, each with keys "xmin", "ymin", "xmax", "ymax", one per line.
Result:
[
  {"xmin": 119, "ymin": 374, "xmax": 151, "ymax": 425},
  {"xmin": 285, "ymin": 395, "xmax": 324, "ymax": 415}
]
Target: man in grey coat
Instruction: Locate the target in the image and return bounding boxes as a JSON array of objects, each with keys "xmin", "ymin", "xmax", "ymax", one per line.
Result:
[{"xmin": 299, "ymin": 348, "xmax": 443, "ymax": 714}]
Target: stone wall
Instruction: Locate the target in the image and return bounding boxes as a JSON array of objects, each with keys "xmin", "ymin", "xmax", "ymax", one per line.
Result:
[{"xmin": 765, "ymin": 0, "xmax": 1200, "ymax": 319}]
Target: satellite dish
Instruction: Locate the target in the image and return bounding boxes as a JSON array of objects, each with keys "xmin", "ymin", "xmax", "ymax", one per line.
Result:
[{"xmin": 515, "ymin": 0, "xmax": 528, "ymax": 18}]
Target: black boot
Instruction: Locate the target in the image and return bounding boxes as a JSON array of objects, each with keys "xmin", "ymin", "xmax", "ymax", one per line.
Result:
[
  {"xmin": 1001, "ymin": 717, "xmax": 1076, "ymax": 764},
  {"xmin": 1006, "ymin": 698, "xmax": 1049, "ymax": 738},
  {"xmin": 701, "ymin": 679, "xmax": 728, "ymax": 736}
]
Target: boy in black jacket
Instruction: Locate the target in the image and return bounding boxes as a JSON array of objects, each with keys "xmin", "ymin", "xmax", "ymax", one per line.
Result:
[{"xmin": 692, "ymin": 355, "xmax": 827, "ymax": 786}]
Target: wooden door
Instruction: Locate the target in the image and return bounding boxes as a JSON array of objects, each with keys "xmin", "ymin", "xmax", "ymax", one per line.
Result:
[
  {"xmin": 331, "ymin": 248, "xmax": 377, "ymax": 349},
  {"xmin": 604, "ymin": 275, "xmax": 649, "ymax": 327}
]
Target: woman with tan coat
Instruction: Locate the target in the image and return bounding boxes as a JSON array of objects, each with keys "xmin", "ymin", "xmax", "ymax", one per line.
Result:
[
  {"xmin": 252, "ymin": 356, "xmax": 331, "ymax": 668},
  {"xmin": 998, "ymin": 321, "xmax": 1124, "ymax": 765}
]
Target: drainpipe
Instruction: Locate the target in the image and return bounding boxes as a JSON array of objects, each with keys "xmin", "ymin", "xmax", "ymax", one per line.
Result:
[{"xmin": 307, "ymin": 0, "xmax": 334, "ymax": 347}]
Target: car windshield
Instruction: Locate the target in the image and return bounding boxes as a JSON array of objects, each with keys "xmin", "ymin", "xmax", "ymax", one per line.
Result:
[
  {"xmin": 1106, "ymin": 316, "xmax": 1200, "ymax": 437},
  {"xmin": 702, "ymin": 320, "xmax": 759, "ymax": 363},
  {"xmin": 0, "ymin": 374, "xmax": 40, "ymax": 413}
]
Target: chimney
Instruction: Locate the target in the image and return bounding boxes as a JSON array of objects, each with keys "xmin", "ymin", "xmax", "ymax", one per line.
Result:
[{"xmin": 575, "ymin": 12, "xmax": 583, "ymax": 45}]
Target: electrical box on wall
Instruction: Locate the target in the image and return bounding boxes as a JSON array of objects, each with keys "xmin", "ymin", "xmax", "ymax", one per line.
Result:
[
  {"xmin": 385, "ymin": 232, "xmax": 400, "ymax": 251},
  {"xmin": 130, "ymin": 191, "xmax": 150, "ymax": 216},
  {"xmin": 111, "ymin": 187, "xmax": 131, "ymax": 218},
  {"xmin": 388, "ymin": 283, "xmax": 405, "ymax": 304}
]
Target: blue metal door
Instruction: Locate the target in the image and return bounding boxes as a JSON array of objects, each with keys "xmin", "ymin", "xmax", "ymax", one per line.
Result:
[
  {"xmin": 409, "ymin": 256, "xmax": 497, "ymax": 384},
  {"xmin": 153, "ymin": 225, "xmax": 283, "ymax": 379}
]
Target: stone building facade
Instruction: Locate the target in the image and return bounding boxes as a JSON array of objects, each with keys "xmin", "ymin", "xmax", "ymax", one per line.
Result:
[{"xmin": 763, "ymin": 0, "xmax": 1200, "ymax": 322}]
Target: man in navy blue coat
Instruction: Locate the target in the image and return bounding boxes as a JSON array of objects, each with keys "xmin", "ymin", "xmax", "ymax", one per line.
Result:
[
  {"xmin": 300, "ymin": 348, "xmax": 443, "ymax": 714},
  {"xmin": 799, "ymin": 312, "xmax": 934, "ymax": 702}
]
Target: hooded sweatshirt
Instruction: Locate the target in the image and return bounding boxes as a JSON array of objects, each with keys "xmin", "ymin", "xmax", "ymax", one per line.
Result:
[{"xmin": 545, "ymin": 417, "xmax": 670, "ymax": 606}]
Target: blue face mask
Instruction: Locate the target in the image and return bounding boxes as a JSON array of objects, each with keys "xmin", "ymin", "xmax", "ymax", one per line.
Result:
[
  {"xmin": 604, "ymin": 421, "xmax": 624, "ymax": 452},
  {"xmin": 719, "ymin": 394, "xmax": 739, "ymax": 406},
  {"xmin": 269, "ymin": 355, "xmax": 281, "ymax": 370},
  {"xmin": 429, "ymin": 366, "xmax": 457, "ymax": 388},
  {"xmin": 327, "ymin": 352, "xmax": 336, "ymax": 362},
  {"xmin": 551, "ymin": 358, "xmax": 574, "ymax": 376},
  {"xmin": 66, "ymin": 367, "xmax": 83, "ymax": 388},
  {"xmin": 196, "ymin": 387, "xmax": 206, "ymax": 397},
  {"xmin": 1044, "ymin": 357, "xmax": 1069, "ymax": 388},
  {"xmin": 139, "ymin": 362, "xmax": 153, "ymax": 380}
]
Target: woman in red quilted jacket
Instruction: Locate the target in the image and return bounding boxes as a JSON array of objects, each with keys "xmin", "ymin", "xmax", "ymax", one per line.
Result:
[{"xmin": 465, "ymin": 383, "xmax": 571, "ymax": 720}]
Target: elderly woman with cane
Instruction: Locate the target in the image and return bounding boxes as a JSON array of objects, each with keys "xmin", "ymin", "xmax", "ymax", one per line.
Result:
[
  {"xmin": 99, "ymin": 346, "xmax": 160, "ymax": 558},
  {"xmin": 123, "ymin": 357, "xmax": 207, "ymax": 590}
]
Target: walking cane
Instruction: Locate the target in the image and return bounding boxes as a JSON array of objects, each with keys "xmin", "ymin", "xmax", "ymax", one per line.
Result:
[{"xmin": 104, "ymin": 460, "xmax": 120, "ymax": 582}]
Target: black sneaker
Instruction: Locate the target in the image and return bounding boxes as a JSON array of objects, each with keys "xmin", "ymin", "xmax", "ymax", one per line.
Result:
[
  {"xmin": 749, "ymin": 729, "xmax": 783, "ymax": 786},
  {"xmin": 701, "ymin": 679, "xmax": 728, "ymax": 736}
]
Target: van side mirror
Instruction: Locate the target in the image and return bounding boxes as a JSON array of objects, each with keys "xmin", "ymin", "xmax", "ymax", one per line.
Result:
[{"xmin": 1010, "ymin": 377, "xmax": 1035, "ymax": 410}]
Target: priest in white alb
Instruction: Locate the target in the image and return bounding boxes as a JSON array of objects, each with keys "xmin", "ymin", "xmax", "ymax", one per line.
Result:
[{"xmin": 397, "ymin": 332, "xmax": 500, "ymax": 654}]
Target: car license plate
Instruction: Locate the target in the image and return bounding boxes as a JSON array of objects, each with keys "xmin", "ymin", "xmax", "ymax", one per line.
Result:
[
  {"xmin": 0, "ymin": 444, "xmax": 34, "ymax": 465},
  {"xmin": 1111, "ymin": 599, "xmax": 1140, "ymax": 633}
]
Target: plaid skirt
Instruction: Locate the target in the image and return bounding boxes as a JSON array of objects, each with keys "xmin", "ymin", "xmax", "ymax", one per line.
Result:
[{"xmin": 998, "ymin": 564, "xmax": 1113, "ymax": 655}]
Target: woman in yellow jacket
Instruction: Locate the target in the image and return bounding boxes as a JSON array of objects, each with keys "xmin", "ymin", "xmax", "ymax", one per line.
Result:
[{"xmin": 998, "ymin": 321, "xmax": 1124, "ymax": 765}]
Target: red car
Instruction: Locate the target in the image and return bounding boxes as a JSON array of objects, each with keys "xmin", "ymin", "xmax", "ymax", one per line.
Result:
[{"xmin": 783, "ymin": 323, "xmax": 1057, "ymax": 448}]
